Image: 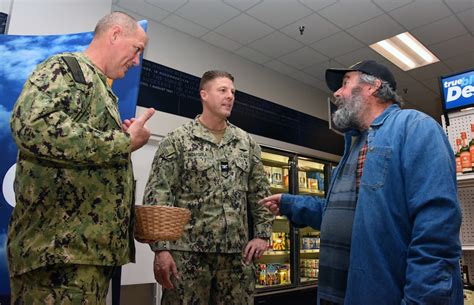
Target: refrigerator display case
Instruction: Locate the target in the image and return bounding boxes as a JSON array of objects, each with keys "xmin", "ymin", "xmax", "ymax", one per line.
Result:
[{"xmin": 254, "ymin": 147, "xmax": 335, "ymax": 302}]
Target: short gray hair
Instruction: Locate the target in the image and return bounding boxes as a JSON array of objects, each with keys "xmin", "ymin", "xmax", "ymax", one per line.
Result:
[
  {"xmin": 358, "ymin": 73, "xmax": 403, "ymax": 106},
  {"xmin": 94, "ymin": 11, "xmax": 138, "ymax": 37}
]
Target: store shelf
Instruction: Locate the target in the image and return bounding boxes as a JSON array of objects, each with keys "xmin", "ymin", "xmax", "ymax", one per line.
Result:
[
  {"xmin": 256, "ymin": 283, "xmax": 292, "ymax": 290},
  {"xmin": 300, "ymin": 249, "xmax": 319, "ymax": 254},
  {"xmin": 276, "ymin": 216, "xmax": 288, "ymax": 220},
  {"xmin": 264, "ymin": 250, "xmax": 290, "ymax": 256},
  {"xmin": 457, "ymin": 173, "xmax": 474, "ymax": 188},
  {"xmin": 462, "ymin": 245, "xmax": 474, "ymax": 251},
  {"xmin": 271, "ymin": 186, "xmax": 289, "ymax": 193},
  {"xmin": 300, "ymin": 277, "xmax": 318, "ymax": 283},
  {"xmin": 298, "ymin": 188, "xmax": 324, "ymax": 196}
]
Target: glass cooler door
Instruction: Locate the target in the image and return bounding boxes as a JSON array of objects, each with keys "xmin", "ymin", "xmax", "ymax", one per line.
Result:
[
  {"xmin": 255, "ymin": 150, "xmax": 292, "ymax": 290},
  {"xmin": 296, "ymin": 157, "xmax": 325, "ymax": 285}
]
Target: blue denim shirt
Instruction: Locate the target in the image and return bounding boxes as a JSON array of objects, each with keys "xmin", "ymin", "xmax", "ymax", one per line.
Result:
[{"xmin": 281, "ymin": 104, "xmax": 463, "ymax": 305}]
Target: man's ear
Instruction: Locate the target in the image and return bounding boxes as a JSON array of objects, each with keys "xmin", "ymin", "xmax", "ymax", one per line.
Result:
[
  {"xmin": 200, "ymin": 89, "xmax": 207, "ymax": 102},
  {"xmin": 110, "ymin": 25, "xmax": 122, "ymax": 44},
  {"xmin": 370, "ymin": 79, "xmax": 382, "ymax": 95}
]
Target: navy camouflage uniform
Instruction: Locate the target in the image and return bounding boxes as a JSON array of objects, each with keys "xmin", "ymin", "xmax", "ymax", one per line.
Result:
[
  {"xmin": 8, "ymin": 52, "xmax": 135, "ymax": 304},
  {"xmin": 144, "ymin": 117, "xmax": 274, "ymax": 304}
]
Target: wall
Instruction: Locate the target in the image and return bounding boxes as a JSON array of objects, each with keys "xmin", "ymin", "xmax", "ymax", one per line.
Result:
[
  {"xmin": 7, "ymin": 0, "xmax": 111, "ymax": 35},
  {"xmin": 115, "ymin": 6, "xmax": 331, "ymax": 123}
]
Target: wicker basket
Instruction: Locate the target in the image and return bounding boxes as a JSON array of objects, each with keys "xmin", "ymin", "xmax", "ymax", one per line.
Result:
[{"xmin": 134, "ymin": 205, "xmax": 191, "ymax": 242}]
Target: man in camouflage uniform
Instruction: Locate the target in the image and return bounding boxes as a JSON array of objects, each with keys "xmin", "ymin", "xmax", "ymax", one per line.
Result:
[
  {"xmin": 144, "ymin": 70, "xmax": 274, "ymax": 304},
  {"xmin": 8, "ymin": 12, "xmax": 155, "ymax": 304}
]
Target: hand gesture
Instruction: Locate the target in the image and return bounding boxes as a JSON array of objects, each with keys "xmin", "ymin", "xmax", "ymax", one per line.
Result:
[
  {"xmin": 258, "ymin": 193, "xmax": 283, "ymax": 216},
  {"xmin": 153, "ymin": 251, "xmax": 179, "ymax": 289},
  {"xmin": 243, "ymin": 238, "xmax": 269, "ymax": 265},
  {"xmin": 126, "ymin": 107, "xmax": 155, "ymax": 151}
]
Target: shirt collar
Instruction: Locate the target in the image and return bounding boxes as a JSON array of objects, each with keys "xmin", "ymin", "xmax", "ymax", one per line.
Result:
[{"xmin": 370, "ymin": 103, "xmax": 400, "ymax": 128}]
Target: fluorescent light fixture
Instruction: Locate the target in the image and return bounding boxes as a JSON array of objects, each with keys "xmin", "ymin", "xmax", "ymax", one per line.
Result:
[
  {"xmin": 378, "ymin": 40, "xmax": 416, "ymax": 69},
  {"xmin": 370, "ymin": 32, "xmax": 439, "ymax": 71}
]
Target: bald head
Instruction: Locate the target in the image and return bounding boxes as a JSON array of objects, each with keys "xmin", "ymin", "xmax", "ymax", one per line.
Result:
[{"xmin": 94, "ymin": 11, "xmax": 138, "ymax": 38}]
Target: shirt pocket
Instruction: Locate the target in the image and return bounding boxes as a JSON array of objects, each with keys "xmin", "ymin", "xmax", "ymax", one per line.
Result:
[
  {"xmin": 233, "ymin": 157, "xmax": 250, "ymax": 192},
  {"xmin": 361, "ymin": 145, "xmax": 392, "ymax": 190},
  {"xmin": 183, "ymin": 155, "xmax": 216, "ymax": 194}
]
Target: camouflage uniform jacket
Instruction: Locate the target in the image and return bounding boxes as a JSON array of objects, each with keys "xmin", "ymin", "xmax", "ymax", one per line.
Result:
[
  {"xmin": 8, "ymin": 52, "xmax": 135, "ymax": 276},
  {"xmin": 144, "ymin": 117, "xmax": 274, "ymax": 253}
]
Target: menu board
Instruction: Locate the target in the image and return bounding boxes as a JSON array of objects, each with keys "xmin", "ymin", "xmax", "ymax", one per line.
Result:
[{"xmin": 138, "ymin": 59, "xmax": 343, "ymax": 155}]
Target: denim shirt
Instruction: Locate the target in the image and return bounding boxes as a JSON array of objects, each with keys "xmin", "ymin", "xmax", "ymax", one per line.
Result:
[{"xmin": 281, "ymin": 104, "xmax": 463, "ymax": 305}]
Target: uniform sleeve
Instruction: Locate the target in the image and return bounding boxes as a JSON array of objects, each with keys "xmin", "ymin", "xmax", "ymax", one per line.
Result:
[
  {"xmin": 247, "ymin": 139, "xmax": 274, "ymax": 240},
  {"xmin": 9, "ymin": 58, "xmax": 131, "ymax": 166},
  {"xmin": 143, "ymin": 136, "xmax": 181, "ymax": 251},
  {"xmin": 401, "ymin": 116, "xmax": 462, "ymax": 304},
  {"xmin": 280, "ymin": 194, "xmax": 325, "ymax": 229}
]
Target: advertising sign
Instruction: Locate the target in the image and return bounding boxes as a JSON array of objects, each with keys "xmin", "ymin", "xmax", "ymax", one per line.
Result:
[{"xmin": 440, "ymin": 69, "xmax": 474, "ymax": 112}]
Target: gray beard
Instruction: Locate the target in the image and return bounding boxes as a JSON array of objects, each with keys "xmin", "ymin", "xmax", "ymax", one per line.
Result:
[{"xmin": 332, "ymin": 88, "xmax": 366, "ymax": 131}]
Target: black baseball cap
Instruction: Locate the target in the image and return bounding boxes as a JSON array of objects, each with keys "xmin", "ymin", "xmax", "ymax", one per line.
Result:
[{"xmin": 325, "ymin": 60, "xmax": 397, "ymax": 92}]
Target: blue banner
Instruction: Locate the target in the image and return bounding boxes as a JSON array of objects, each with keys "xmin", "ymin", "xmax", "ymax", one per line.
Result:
[{"xmin": 0, "ymin": 20, "xmax": 147, "ymax": 302}]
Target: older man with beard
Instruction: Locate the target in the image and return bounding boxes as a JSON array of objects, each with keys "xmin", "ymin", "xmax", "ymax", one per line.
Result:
[{"xmin": 259, "ymin": 60, "xmax": 462, "ymax": 305}]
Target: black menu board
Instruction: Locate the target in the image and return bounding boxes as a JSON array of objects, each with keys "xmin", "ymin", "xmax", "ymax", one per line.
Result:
[{"xmin": 138, "ymin": 59, "xmax": 343, "ymax": 156}]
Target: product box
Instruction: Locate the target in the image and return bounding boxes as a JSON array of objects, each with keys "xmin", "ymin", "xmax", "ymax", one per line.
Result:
[
  {"xmin": 271, "ymin": 167, "xmax": 283, "ymax": 187},
  {"xmin": 298, "ymin": 171, "xmax": 307, "ymax": 189}
]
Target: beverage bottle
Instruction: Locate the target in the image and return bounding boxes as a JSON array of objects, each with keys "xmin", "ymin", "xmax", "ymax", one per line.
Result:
[
  {"xmin": 455, "ymin": 139, "xmax": 462, "ymax": 175},
  {"xmin": 460, "ymin": 132, "xmax": 472, "ymax": 173}
]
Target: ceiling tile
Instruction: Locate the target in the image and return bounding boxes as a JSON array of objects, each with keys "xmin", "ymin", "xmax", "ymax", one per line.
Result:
[
  {"xmin": 444, "ymin": 51, "xmax": 474, "ymax": 72},
  {"xmin": 298, "ymin": 0, "xmax": 338, "ymax": 12},
  {"xmin": 401, "ymin": 83, "xmax": 438, "ymax": 112},
  {"xmin": 429, "ymin": 33, "xmax": 474, "ymax": 60},
  {"xmin": 421, "ymin": 77, "xmax": 442, "ymax": 95},
  {"xmin": 160, "ymin": 14, "xmax": 209, "ymax": 37},
  {"xmin": 115, "ymin": 0, "xmax": 170, "ymax": 21},
  {"xmin": 388, "ymin": 0, "xmax": 452, "ymax": 30},
  {"xmin": 223, "ymin": 0, "xmax": 261, "ymax": 11},
  {"xmin": 443, "ymin": 0, "xmax": 474, "ymax": 13},
  {"xmin": 174, "ymin": 0, "xmax": 240, "ymax": 29},
  {"xmin": 318, "ymin": 0, "xmax": 384, "ymax": 29},
  {"xmin": 280, "ymin": 13, "xmax": 341, "ymax": 44},
  {"xmin": 411, "ymin": 15, "xmax": 467, "ymax": 46},
  {"xmin": 279, "ymin": 47, "xmax": 328, "ymax": 69},
  {"xmin": 334, "ymin": 47, "xmax": 387, "ymax": 66},
  {"xmin": 407, "ymin": 62, "xmax": 452, "ymax": 81},
  {"xmin": 234, "ymin": 46, "xmax": 271, "ymax": 64},
  {"xmin": 249, "ymin": 31, "xmax": 304, "ymax": 58},
  {"xmin": 246, "ymin": 0, "xmax": 312, "ymax": 29},
  {"xmin": 371, "ymin": 0, "xmax": 414, "ymax": 12},
  {"xmin": 214, "ymin": 14, "xmax": 274, "ymax": 44},
  {"xmin": 289, "ymin": 70, "xmax": 321, "ymax": 87},
  {"xmin": 456, "ymin": 8, "xmax": 474, "ymax": 33},
  {"xmin": 347, "ymin": 13, "xmax": 405, "ymax": 44},
  {"xmin": 201, "ymin": 31, "xmax": 242, "ymax": 52},
  {"xmin": 303, "ymin": 60, "xmax": 342, "ymax": 80},
  {"xmin": 264, "ymin": 60, "xmax": 299, "ymax": 76},
  {"xmin": 144, "ymin": 0, "xmax": 187, "ymax": 12},
  {"xmin": 311, "ymin": 31, "xmax": 365, "ymax": 58}
]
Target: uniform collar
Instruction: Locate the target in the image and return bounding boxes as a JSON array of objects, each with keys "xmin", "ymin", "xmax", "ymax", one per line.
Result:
[{"xmin": 191, "ymin": 115, "xmax": 237, "ymax": 145}]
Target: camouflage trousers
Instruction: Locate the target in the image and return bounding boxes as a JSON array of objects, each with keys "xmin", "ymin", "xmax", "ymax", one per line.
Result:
[
  {"xmin": 162, "ymin": 251, "xmax": 256, "ymax": 305},
  {"xmin": 10, "ymin": 264, "xmax": 116, "ymax": 305}
]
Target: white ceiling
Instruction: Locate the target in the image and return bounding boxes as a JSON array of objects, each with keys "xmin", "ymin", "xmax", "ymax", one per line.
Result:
[{"xmin": 114, "ymin": 0, "xmax": 474, "ymax": 119}]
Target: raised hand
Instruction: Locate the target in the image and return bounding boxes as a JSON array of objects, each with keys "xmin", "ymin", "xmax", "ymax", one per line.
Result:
[{"xmin": 126, "ymin": 107, "xmax": 155, "ymax": 151}]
